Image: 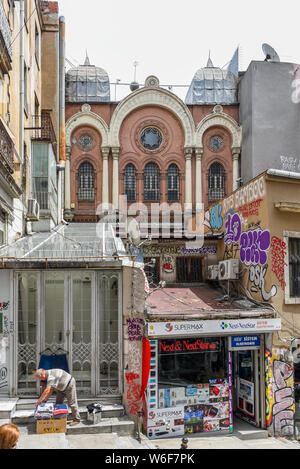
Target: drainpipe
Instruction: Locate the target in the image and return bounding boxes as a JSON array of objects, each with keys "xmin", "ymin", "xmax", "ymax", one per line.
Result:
[
  {"xmin": 19, "ymin": 0, "xmax": 25, "ymax": 225},
  {"xmin": 58, "ymin": 16, "xmax": 66, "ymax": 224}
]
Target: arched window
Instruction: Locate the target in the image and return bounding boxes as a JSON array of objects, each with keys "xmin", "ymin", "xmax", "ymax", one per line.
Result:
[
  {"xmin": 168, "ymin": 164, "xmax": 179, "ymax": 201},
  {"xmin": 208, "ymin": 162, "xmax": 225, "ymax": 202},
  {"xmin": 144, "ymin": 163, "xmax": 160, "ymax": 201},
  {"xmin": 124, "ymin": 164, "xmax": 136, "ymax": 201},
  {"xmin": 78, "ymin": 162, "xmax": 95, "ymax": 200}
]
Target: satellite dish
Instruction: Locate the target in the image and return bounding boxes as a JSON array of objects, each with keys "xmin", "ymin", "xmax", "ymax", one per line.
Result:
[{"xmin": 262, "ymin": 43, "xmax": 280, "ymax": 62}]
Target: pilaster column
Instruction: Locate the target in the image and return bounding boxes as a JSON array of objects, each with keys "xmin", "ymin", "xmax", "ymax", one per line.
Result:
[
  {"xmin": 64, "ymin": 146, "xmax": 72, "ymax": 220},
  {"xmin": 195, "ymin": 148, "xmax": 203, "ymax": 206},
  {"xmin": 232, "ymin": 148, "xmax": 241, "ymax": 191},
  {"xmin": 112, "ymin": 147, "xmax": 120, "ymax": 210},
  {"xmin": 101, "ymin": 147, "xmax": 110, "ymax": 208},
  {"xmin": 184, "ymin": 148, "xmax": 193, "ymax": 205}
]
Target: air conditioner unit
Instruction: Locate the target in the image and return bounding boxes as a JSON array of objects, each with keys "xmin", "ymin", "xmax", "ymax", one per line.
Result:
[
  {"xmin": 218, "ymin": 259, "xmax": 239, "ymax": 280},
  {"xmin": 207, "ymin": 265, "xmax": 219, "ymax": 280},
  {"xmin": 27, "ymin": 199, "xmax": 40, "ymax": 221}
]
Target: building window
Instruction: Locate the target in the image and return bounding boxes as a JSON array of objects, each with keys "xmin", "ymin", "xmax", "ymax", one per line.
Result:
[
  {"xmin": 289, "ymin": 238, "xmax": 300, "ymax": 298},
  {"xmin": 78, "ymin": 162, "xmax": 95, "ymax": 201},
  {"xmin": 140, "ymin": 127, "xmax": 163, "ymax": 151},
  {"xmin": 144, "ymin": 162, "xmax": 160, "ymax": 201},
  {"xmin": 208, "ymin": 162, "xmax": 225, "ymax": 202},
  {"xmin": 124, "ymin": 164, "xmax": 136, "ymax": 201},
  {"xmin": 168, "ymin": 164, "xmax": 179, "ymax": 201}
]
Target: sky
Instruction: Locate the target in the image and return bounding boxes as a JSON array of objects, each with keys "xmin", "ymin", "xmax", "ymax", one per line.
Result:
[{"xmin": 58, "ymin": 0, "xmax": 300, "ymax": 101}]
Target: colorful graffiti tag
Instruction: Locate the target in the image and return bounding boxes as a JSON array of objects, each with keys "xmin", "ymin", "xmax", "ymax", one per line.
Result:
[
  {"xmin": 273, "ymin": 360, "xmax": 294, "ymax": 437},
  {"xmin": 271, "ymin": 236, "xmax": 287, "ymax": 291},
  {"xmin": 265, "ymin": 348, "xmax": 295, "ymax": 437},
  {"xmin": 125, "ymin": 372, "xmax": 142, "ymax": 415}
]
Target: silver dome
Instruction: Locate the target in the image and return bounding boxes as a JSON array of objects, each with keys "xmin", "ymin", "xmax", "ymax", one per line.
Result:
[
  {"xmin": 66, "ymin": 56, "xmax": 111, "ymax": 103},
  {"xmin": 185, "ymin": 58, "xmax": 238, "ymax": 105}
]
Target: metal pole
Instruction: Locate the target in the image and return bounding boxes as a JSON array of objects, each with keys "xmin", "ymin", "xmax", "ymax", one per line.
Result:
[
  {"xmin": 19, "ymin": 0, "xmax": 25, "ymax": 207},
  {"xmin": 58, "ymin": 16, "xmax": 66, "ymax": 224}
]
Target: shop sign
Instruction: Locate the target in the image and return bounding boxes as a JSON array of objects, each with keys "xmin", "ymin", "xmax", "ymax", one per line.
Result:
[
  {"xmin": 159, "ymin": 338, "xmax": 220, "ymax": 354},
  {"xmin": 148, "ymin": 318, "xmax": 281, "ymax": 337},
  {"xmin": 147, "ymin": 406, "xmax": 184, "ymax": 440},
  {"xmin": 230, "ymin": 335, "xmax": 260, "ymax": 350}
]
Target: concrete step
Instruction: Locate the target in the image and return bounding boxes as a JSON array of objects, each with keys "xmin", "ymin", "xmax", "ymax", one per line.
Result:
[
  {"xmin": 65, "ymin": 416, "xmax": 135, "ymax": 436},
  {"xmin": 0, "ymin": 399, "xmax": 18, "ymax": 419},
  {"xmin": 235, "ymin": 428, "xmax": 269, "ymax": 440},
  {"xmin": 12, "ymin": 402, "xmax": 125, "ymax": 425}
]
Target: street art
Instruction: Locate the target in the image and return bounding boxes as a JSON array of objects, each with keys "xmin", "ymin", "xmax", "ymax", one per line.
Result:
[
  {"xmin": 240, "ymin": 229, "xmax": 271, "ymax": 266},
  {"xmin": 128, "ymin": 341, "xmax": 142, "ymax": 378},
  {"xmin": 126, "ymin": 318, "xmax": 144, "ymax": 342},
  {"xmin": 280, "ymin": 155, "xmax": 300, "ymax": 172},
  {"xmin": 0, "ymin": 366, "xmax": 8, "ymax": 389},
  {"xmin": 223, "ymin": 176, "xmax": 266, "ymax": 215},
  {"xmin": 125, "ymin": 372, "xmax": 142, "ymax": 415},
  {"xmin": 224, "ymin": 213, "xmax": 242, "ymax": 245},
  {"xmin": 239, "ymin": 199, "xmax": 263, "ymax": 218},
  {"xmin": 273, "ymin": 360, "xmax": 294, "ymax": 437},
  {"xmin": 249, "ymin": 265, "xmax": 277, "ymax": 301},
  {"xmin": 210, "ymin": 203, "xmax": 223, "ymax": 230},
  {"xmin": 271, "ymin": 236, "xmax": 287, "ymax": 291},
  {"xmin": 265, "ymin": 349, "xmax": 295, "ymax": 437}
]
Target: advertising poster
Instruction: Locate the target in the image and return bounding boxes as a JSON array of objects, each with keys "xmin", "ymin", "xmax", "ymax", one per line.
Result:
[{"xmin": 147, "ymin": 406, "xmax": 185, "ymax": 439}]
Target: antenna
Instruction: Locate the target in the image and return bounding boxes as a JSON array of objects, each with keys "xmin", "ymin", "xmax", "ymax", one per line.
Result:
[
  {"xmin": 262, "ymin": 43, "xmax": 280, "ymax": 62},
  {"xmin": 130, "ymin": 60, "xmax": 140, "ymax": 92}
]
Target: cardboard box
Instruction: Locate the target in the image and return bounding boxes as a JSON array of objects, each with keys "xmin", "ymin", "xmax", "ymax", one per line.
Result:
[{"xmin": 36, "ymin": 418, "xmax": 67, "ymax": 434}]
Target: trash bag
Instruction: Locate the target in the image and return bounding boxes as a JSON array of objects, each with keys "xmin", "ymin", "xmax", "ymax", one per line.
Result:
[{"xmin": 87, "ymin": 403, "xmax": 102, "ymax": 414}]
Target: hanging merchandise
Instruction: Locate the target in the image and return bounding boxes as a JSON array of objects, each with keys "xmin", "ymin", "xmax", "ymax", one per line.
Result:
[{"xmin": 38, "ymin": 347, "xmax": 70, "ymax": 373}]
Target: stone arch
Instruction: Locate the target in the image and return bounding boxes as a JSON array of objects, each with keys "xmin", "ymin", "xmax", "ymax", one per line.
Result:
[
  {"xmin": 66, "ymin": 105, "xmax": 110, "ymax": 148},
  {"xmin": 195, "ymin": 112, "xmax": 241, "ymax": 149},
  {"xmin": 110, "ymin": 85, "xmax": 195, "ymax": 148}
]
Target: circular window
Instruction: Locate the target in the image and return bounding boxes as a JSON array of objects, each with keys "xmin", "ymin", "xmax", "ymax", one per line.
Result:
[
  {"xmin": 209, "ymin": 136, "xmax": 223, "ymax": 152},
  {"xmin": 140, "ymin": 127, "xmax": 163, "ymax": 151},
  {"xmin": 79, "ymin": 135, "xmax": 93, "ymax": 150}
]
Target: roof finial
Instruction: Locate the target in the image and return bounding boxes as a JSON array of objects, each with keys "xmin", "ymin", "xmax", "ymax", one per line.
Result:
[
  {"xmin": 84, "ymin": 49, "xmax": 91, "ymax": 66},
  {"xmin": 206, "ymin": 50, "xmax": 214, "ymax": 68}
]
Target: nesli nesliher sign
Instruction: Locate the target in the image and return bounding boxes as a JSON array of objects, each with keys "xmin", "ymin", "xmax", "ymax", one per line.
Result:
[{"xmin": 147, "ymin": 318, "xmax": 281, "ymax": 337}]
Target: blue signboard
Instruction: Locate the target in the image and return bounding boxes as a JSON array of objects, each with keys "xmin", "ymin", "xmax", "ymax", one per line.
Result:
[{"xmin": 230, "ymin": 335, "xmax": 260, "ymax": 349}]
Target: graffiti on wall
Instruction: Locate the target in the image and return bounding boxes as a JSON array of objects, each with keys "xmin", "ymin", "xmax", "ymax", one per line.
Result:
[
  {"xmin": 125, "ymin": 372, "xmax": 142, "ymax": 415},
  {"xmin": 273, "ymin": 360, "xmax": 294, "ymax": 436},
  {"xmin": 265, "ymin": 348, "xmax": 295, "ymax": 437},
  {"xmin": 271, "ymin": 236, "xmax": 287, "ymax": 291},
  {"xmin": 126, "ymin": 318, "xmax": 144, "ymax": 342},
  {"xmin": 248, "ymin": 265, "xmax": 277, "ymax": 301}
]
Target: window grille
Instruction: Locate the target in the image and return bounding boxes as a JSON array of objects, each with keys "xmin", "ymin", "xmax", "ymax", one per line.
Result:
[
  {"xmin": 144, "ymin": 163, "xmax": 160, "ymax": 201},
  {"xmin": 78, "ymin": 162, "xmax": 95, "ymax": 201},
  {"xmin": 208, "ymin": 162, "xmax": 225, "ymax": 202},
  {"xmin": 168, "ymin": 164, "xmax": 179, "ymax": 201},
  {"xmin": 124, "ymin": 164, "xmax": 136, "ymax": 201},
  {"xmin": 289, "ymin": 238, "xmax": 300, "ymax": 297}
]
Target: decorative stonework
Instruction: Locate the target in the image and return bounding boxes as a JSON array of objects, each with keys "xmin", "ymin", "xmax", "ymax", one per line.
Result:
[
  {"xmin": 81, "ymin": 103, "xmax": 91, "ymax": 113},
  {"xmin": 196, "ymin": 112, "xmax": 241, "ymax": 149},
  {"xmin": 110, "ymin": 88, "xmax": 195, "ymax": 148},
  {"xmin": 135, "ymin": 120, "xmax": 169, "ymax": 154},
  {"xmin": 66, "ymin": 110, "xmax": 109, "ymax": 147},
  {"xmin": 145, "ymin": 75, "xmax": 160, "ymax": 88}
]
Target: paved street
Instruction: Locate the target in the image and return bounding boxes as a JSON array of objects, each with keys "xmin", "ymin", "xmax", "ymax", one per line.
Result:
[{"xmin": 15, "ymin": 427, "xmax": 300, "ymax": 450}]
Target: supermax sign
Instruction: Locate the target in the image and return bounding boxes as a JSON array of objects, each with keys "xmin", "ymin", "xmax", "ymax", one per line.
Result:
[{"xmin": 148, "ymin": 318, "xmax": 281, "ymax": 337}]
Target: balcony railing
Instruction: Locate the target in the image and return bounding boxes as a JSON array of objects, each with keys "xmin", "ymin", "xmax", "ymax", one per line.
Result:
[
  {"xmin": 0, "ymin": 118, "xmax": 14, "ymax": 174},
  {"xmin": 32, "ymin": 112, "xmax": 57, "ymax": 158}
]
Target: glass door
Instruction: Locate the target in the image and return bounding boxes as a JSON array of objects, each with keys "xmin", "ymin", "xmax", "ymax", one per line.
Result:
[{"xmin": 234, "ymin": 350, "xmax": 260, "ymax": 426}]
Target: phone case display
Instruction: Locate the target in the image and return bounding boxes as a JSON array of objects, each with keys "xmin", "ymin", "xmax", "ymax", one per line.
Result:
[
  {"xmin": 237, "ymin": 378, "xmax": 255, "ymax": 418},
  {"xmin": 147, "ymin": 407, "xmax": 185, "ymax": 440},
  {"xmin": 147, "ymin": 341, "xmax": 158, "ymax": 409},
  {"xmin": 158, "ymin": 387, "xmax": 187, "ymax": 408},
  {"xmin": 184, "ymin": 380, "xmax": 230, "ymax": 434}
]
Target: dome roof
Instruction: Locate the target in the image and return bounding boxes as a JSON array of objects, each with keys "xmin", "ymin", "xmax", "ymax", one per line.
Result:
[
  {"xmin": 185, "ymin": 57, "xmax": 238, "ymax": 105},
  {"xmin": 66, "ymin": 55, "xmax": 111, "ymax": 103}
]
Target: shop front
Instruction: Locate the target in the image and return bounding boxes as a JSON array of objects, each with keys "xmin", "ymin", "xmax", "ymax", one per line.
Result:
[{"xmin": 144, "ymin": 318, "xmax": 281, "ymax": 439}]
